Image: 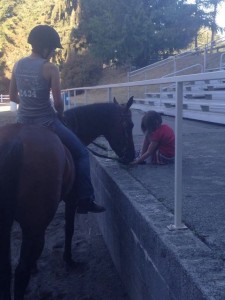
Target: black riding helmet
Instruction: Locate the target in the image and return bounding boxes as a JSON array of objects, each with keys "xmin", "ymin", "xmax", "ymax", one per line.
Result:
[{"xmin": 28, "ymin": 25, "xmax": 63, "ymax": 51}]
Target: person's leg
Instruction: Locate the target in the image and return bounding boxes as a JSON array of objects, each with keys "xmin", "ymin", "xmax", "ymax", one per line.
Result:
[
  {"xmin": 51, "ymin": 119, "xmax": 105, "ymax": 213},
  {"xmin": 152, "ymin": 150, "xmax": 174, "ymax": 165}
]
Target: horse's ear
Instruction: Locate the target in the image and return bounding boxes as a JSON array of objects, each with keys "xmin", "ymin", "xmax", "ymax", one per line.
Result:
[
  {"xmin": 126, "ymin": 96, "xmax": 134, "ymax": 109},
  {"xmin": 113, "ymin": 97, "xmax": 119, "ymax": 105}
]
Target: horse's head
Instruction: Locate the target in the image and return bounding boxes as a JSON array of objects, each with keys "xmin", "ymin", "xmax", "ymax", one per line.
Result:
[{"xmin": 105, "ymin": 96, "xmax": 135, "ymax": 164}]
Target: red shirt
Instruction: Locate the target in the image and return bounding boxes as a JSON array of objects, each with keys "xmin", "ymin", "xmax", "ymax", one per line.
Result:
[{"xmin": 150, "ymin": 124, "xmax": 175, "ymax": 157}]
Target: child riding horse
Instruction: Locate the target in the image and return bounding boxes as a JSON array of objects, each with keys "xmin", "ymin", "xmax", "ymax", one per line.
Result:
[{"xmin": 0, "ymin": 97, "xmax": 135, "ymax": 300}]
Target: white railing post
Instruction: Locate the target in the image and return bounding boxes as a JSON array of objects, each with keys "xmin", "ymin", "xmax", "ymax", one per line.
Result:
[
  {"xmin": 204, "ymin": 46, "xmax": 207, "ymax": 72},
  {"xmin": 84, "ymin": 90, "xmax": 88, "ymax": 104},
  {"xmin": 220, "ymin": 53, "xmax": 225, "ymax": 70},
  {"xmin": 64, "ymin": 92, "xmax": 70, "ymax": 110},
  {"xmin": 174, "ymin": 56, "xmax": 176, "ymax": 74},
  {"xmin": 168, "ymin": 81, "xmax": 187, "ymax": 230},
  {"xmin": 108, "ymin": 87, "xmax": 112, "ymax": 103},
  {"xmin": 127, "ymin": 72, "xmax": 130, "ymax": 99},
  {"xmin": 144, "ymin": 70, "xmax": 147, "ymax": 94},
  {"xmin": 73, "ymin": 89, "xmax": 76, "ymax": 107}
]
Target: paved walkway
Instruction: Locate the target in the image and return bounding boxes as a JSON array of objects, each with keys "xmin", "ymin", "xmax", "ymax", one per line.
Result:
[{"xmin": 130, "ymin": 108, "xmax": 225, "ymax": 261}]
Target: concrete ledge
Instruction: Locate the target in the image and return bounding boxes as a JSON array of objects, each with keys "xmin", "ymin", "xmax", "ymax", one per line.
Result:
[{"xmin": 90, "ymin": 155, "xmax": 225, "ymax": 300}]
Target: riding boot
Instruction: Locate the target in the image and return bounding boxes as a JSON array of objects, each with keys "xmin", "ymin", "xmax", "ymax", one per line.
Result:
[{"xmin": 77, "ymin": 197, "xmax": 106, "ymax": 214}]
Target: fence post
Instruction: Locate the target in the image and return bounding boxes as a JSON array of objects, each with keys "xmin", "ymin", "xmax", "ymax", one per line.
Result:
[
  {"xmin": 127, "ymin": 72, "xmax": 130, "ymax": 99},
  {"xmin": 64, "ymin": 91, "xmax": 70, "ymax": 110},
  {"xmin": 108, "ymin": 87, "xmax": 112, "ymax": 103},
  {"xmin": 168, "ymin": 81, "xmax": 187, "ymax": 230},
  {"xmin": 84, "ymin": 90, "xmax": 88, "ymax": 104},
  {"xmin": 204, "ymin": 46, "xmax": 207, "ymax": 72}
]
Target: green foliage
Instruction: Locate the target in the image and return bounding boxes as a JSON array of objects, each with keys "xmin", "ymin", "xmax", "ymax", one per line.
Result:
[
  {"xmin": 196, "ymin": 0, "xmax": 225, "ymax": 39},
  {"xmin": 74, "ymin": 0, "xmax": 208, "ymax": 67},
  {"xmin": 61, "ymin": 51, "xmax": 102, "ymax": 88},
  {"xmin": 0, "ymin": 0, "xmax": 80, "ymax": 80},
  {"xmin": 0, "ymin": 0, "xmax": 222, "ymax": 91}
]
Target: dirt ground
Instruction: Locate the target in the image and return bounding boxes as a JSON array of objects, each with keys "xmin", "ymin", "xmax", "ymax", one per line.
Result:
[
  {"xmin": 11, "ymin": 204, "xmax": 129, "ymax": 300},
  {"xmin": 0, "ymin": 111, "xmax": 129, "ymax": 300}
]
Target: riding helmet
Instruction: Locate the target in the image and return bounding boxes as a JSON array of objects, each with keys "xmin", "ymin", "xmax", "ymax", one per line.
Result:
[{"xmin": 28, "ymin": 25, "xmax": 63, "ymax": 50}]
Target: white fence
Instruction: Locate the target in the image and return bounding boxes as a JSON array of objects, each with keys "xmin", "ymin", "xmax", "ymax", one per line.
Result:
[
  {"xmin": 2, "ymin": 71, "xmax": 225, "ymax": 229},
  {"xmin": 61, "ymin": 70, "xmax": 225, "ymax": 230},
  {"xmin": 128, "ymin": 36, "xmax": 225, "ymax": 81},
  {"xmin": 0, "ymin": 94, "xmax": 10, "ymax": 102},
  {"xmin": 0, "ymin": 94, "xmax": 18, "ymax": 112}
]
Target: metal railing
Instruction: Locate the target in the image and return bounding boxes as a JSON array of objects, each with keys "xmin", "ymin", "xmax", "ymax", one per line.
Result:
[
  {"xmin": 220, "ymin": 52, "xmax": 225, "ymax": 69},
  {"xmin": 0, "ymin": 94, "xmax": 10, "ymax": 102},
  {"xmin": 162, "ymin": 64, "xmax": 203, "ymax": 78},
  {"xmin": 0, "ymin": 95, "xmax": 18, "ymax": 112},
  {"xmin": 128, "ymin": 37, "xmax": 225, "ymax": 81},
  {"xmin": 2, "ymin": 71, "xmax": 225, "ymax": 230}
]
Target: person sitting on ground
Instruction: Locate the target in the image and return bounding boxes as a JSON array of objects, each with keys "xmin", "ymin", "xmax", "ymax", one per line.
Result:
[
  {"xmin": 9, "ymin": 24, "xmax": 105, "ymax": 214},
  {"xmin": 131, "ymin": 110, "xmax": 175, "ymax": 165}
]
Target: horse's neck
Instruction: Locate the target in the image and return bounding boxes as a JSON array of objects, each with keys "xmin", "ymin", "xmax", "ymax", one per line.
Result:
[{"xmin": 74, "ymin": 107, "xmax": 110, "ymax": 145}]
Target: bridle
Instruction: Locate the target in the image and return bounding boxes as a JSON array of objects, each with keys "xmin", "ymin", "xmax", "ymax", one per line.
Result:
[{"xmin": 87, "ymin": 111, "xmax": 133, "ymax": 163}]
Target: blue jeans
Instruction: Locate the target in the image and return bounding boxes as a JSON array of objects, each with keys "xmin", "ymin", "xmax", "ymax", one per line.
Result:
[{"xmin": 51, "ymin": 118, "xmax": 94, "ymax": 200}]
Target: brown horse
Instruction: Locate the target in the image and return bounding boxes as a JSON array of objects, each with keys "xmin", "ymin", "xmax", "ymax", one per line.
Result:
[
  {"xmin": 0, "ymin": 97, "xmax": 135, "ymax": 300},
  {"xmin": 62, "ymin": 96, "xmax": 135, "ymax": 264}
]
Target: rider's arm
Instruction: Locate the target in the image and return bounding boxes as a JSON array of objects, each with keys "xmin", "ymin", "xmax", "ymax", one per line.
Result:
[
  {"xmin": 43, "ymin": 62, "xmax": 64, "ymax": 117},
  {"xmin": 9, "ymin": 65, "xmax": 20, "ymax": 104}
]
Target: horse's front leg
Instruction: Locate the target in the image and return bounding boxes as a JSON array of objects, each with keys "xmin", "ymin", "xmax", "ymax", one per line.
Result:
[{"xmin": 63, "ymin": 198, "xmax": 77, "ymax": 265}]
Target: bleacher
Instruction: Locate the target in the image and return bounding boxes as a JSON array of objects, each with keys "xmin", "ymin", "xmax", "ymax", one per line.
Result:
[
  {"xmin": 132, "ymin": 78, "xmax": 225, "ymax": 124},
  {"xmin": 130, "ymin": 37, "xmax": 225, "ymax": 124}
]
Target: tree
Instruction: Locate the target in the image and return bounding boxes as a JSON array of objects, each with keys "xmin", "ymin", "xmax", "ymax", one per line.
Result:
[
  {"xmin": 74, "ymin": 0, "xmax": 207, "ymax": 67},
  {"xmin": 0, "ymin": 0, "xmax": 81, "ymax": 85},
  {"xmin": 61, "ymin": 50, "xmax": 102, "ymax": 88},
  {"xmin": 0, "ymin": 0, "xmax": 215, "ymax": 88},
  {"xmin": 194, "ymin": 0, "xmax": 225, "ymax": 43}
]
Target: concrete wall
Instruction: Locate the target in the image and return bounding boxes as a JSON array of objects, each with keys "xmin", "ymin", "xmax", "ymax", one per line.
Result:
[{"xmin": 90, "ymin": 155, "xmax": 225, "ymax": 300}]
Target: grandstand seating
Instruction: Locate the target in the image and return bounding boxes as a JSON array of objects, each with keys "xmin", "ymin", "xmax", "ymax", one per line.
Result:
[{"xmin": 130, "ymin": 38, "xmax": 225, "ymax": 124}]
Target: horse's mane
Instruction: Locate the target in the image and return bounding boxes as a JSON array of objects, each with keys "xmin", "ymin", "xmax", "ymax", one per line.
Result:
[
  {"xmin": 65, "ymin": 102, "xmax": 117, "ymax": 118},
  {"xmin": 65, "ymin": 103, "xmax": 117, "ymax": 128},
  {"xmin": 64, "ymin": 102, "xmax": 118, "ymax": 139}
]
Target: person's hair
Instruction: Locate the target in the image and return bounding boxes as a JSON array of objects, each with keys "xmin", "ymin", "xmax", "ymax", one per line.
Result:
[
  {"xmin": 28, "ymin": 25, "xmax": 62, "ymax": 57},
  {"xmin": 141, "ymin": 111, "xmax": 162, "ymax": 133}
]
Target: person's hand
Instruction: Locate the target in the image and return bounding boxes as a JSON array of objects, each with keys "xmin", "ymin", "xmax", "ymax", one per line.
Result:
[
  {"xmin": 130, "ymin": 159, "xmax": 146, "ymax": 165},
  {"xmin": 130, "ymin": 159, "xmax": 138, "ymax": 165}
]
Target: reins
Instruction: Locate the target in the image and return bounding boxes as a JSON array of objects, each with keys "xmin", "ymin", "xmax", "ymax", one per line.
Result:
[
  {"xmin": 88, "ymin": 141, "xmax": 118, "ymax": 161},
  {"xmin": 91, "ymin": 141, "xmax": 108, "ymax": 151},
  {"xmin": 59, "ymin": 116, "xmax": 118, "ymax": 161},
  {"xmin": 87, "ymin": 147, "xmax": 118, "ymax": 161}
]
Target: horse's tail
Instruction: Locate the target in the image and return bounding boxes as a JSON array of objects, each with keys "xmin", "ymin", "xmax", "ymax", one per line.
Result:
[{"xmin": 0, "ymin": 139, "xmax": 23, "ymax": 298}]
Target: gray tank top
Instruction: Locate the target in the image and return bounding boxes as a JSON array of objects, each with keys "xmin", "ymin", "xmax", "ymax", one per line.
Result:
[{"xmin": 15, "ymin": 57, "xmax": 56, "ymax": 125}]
